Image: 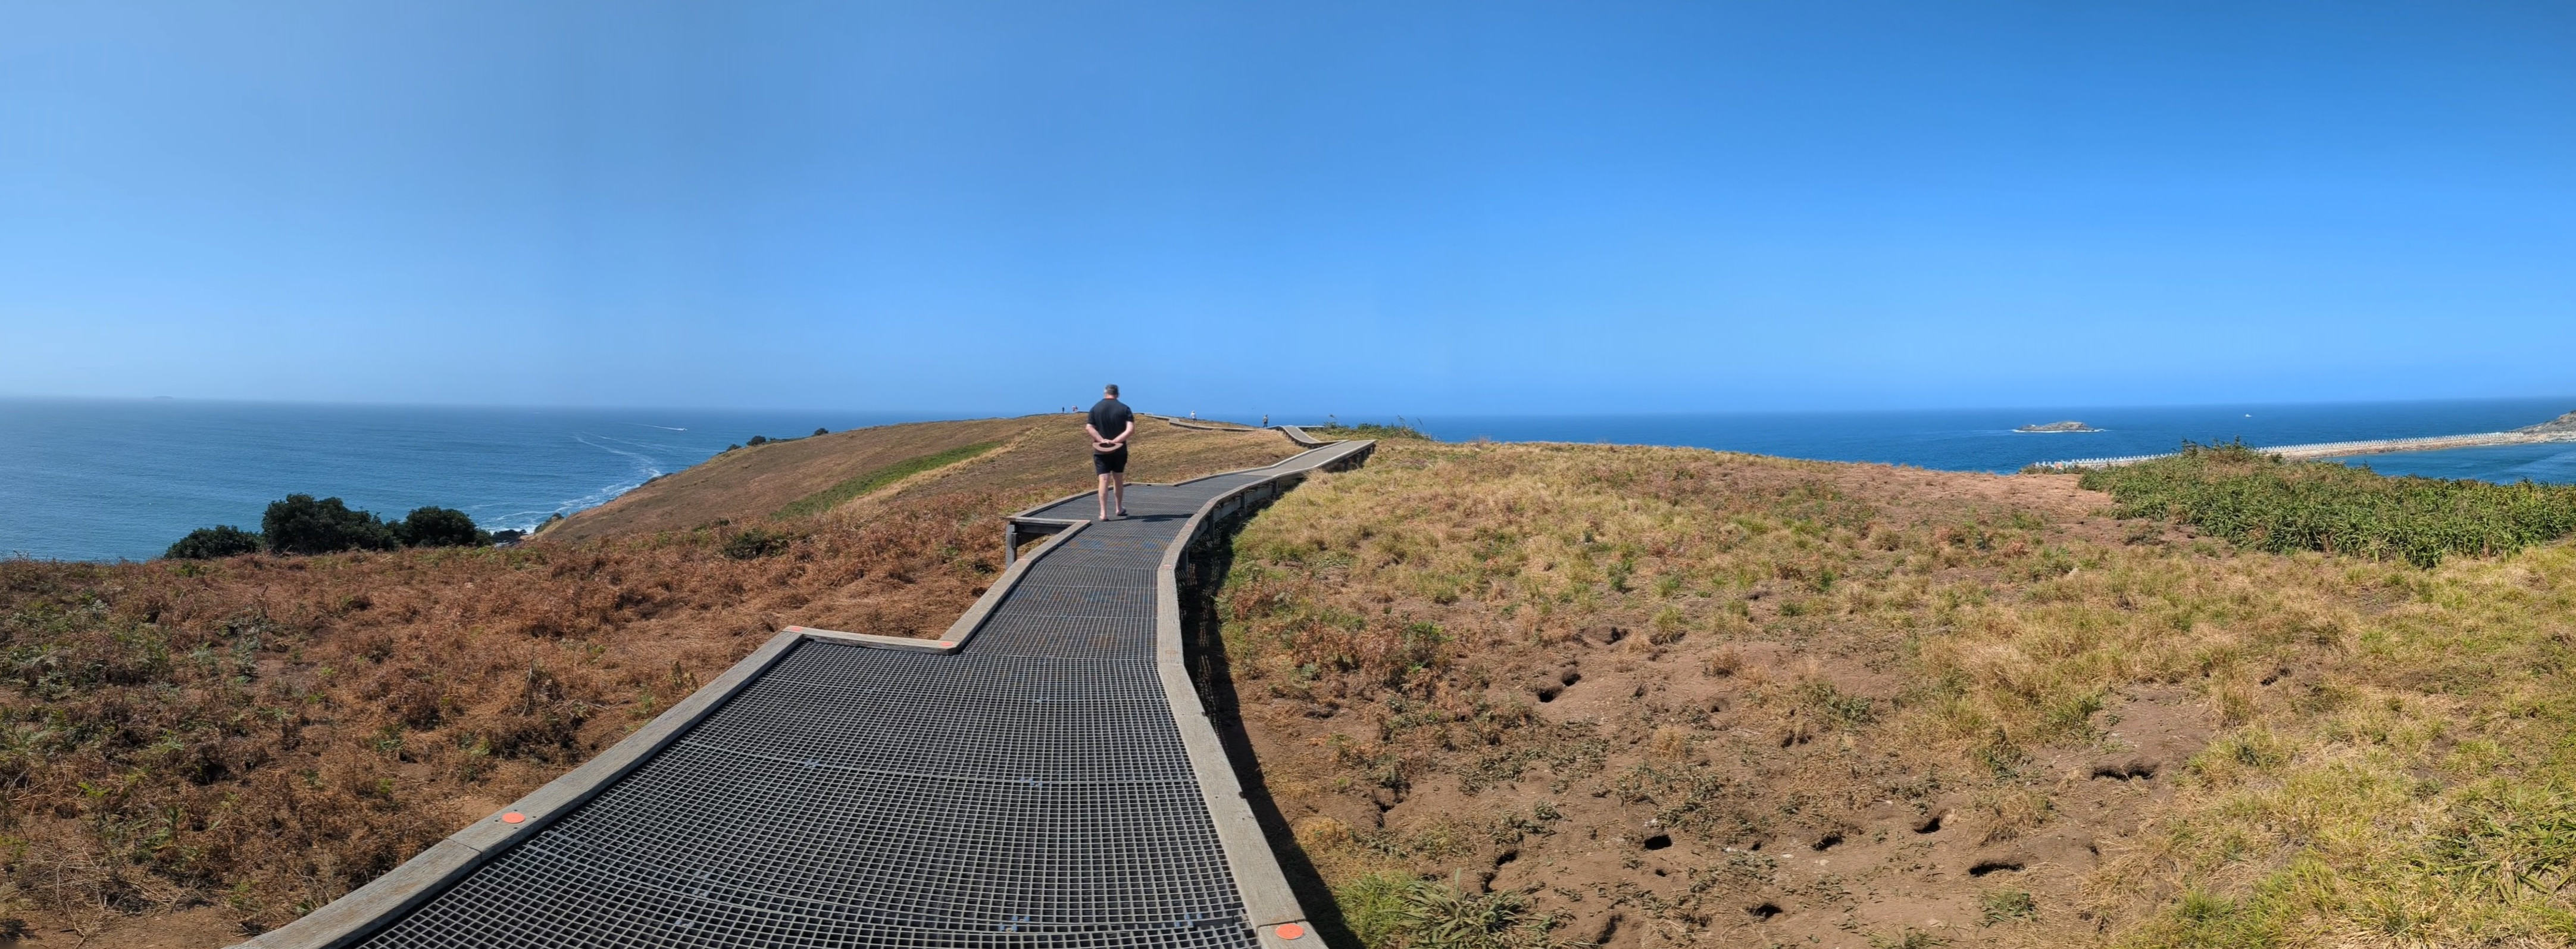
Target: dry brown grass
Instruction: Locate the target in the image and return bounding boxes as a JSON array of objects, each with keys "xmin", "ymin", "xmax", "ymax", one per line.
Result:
[
  {"xmin": 867, "ymin": 416, "xmax": 1300, "ymax": 511},
  {"xmin": 0, "ymin": 417, "xmax": 1305, "ymax": 940},
  {"xmin": 1213, "ymin": 439, "xmax": 2576, "ymax": 949},
  {"xmin": 545, "ymin": 417, "xmax": 1040, "ymax": 541},
  {"xmin": 555, "ymin": 415, "xmax": 1301, "ymax": 541}
]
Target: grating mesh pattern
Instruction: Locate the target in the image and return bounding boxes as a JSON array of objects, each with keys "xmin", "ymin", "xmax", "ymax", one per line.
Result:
[{"xmin": 350, "ymin": 455, "xmax": 1343, "ymax": 949}]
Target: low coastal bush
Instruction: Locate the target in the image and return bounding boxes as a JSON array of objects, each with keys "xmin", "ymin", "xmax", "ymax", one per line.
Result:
[
  {"xmin": 167, "ymin": 498, "xmax": 495, "ymax": 560},
  {"xmin": 2077, "ymin": 441, "xmax": 2576, "ymax": 566},
  {"xmin": 391, "ymin": 506, "xmax": 491, "ymax": 548},
  {"xmin": 721, "ymin": 526, "xmax": 793, "ymax": 560},
  {"xmin": 262, "ymin": 494, "xmax": 399, "ymax": 554},
  {"xmin": 165, "ymin": 525, "xmax": 264, "ymax": 559}
]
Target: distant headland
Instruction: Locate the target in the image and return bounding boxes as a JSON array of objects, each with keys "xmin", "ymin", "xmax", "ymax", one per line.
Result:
[
  {"xmin": 2519, "ymin": 410, "xmax": 2576, "ymax": 435},
  {"xmin": 2016, "ymin": 420, "xmax": 2100, "ymax": 433},
  {"xmin": 2038, "ymin": 407, "xmax": 2576, "ymax": 469}
]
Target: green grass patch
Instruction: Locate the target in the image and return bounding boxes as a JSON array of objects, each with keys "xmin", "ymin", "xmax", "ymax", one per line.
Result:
[
  {"xmin": 1978, "ymin": 888, "xmax": 2037, "ymax": 925},
  {"xmin": 2078, "ymin": 441, "xmax": 2576, "ymax": 566},
  {"xmin": 1305, "ymin": 422, "xmax": 1433, "ymax": 441},
  {"xmin": 774, "ymin": 442, "xmax": 1002, "ymax": 519},
  {"xmin": 1332, "ymin": 872, "xmax": 1564, "ymax": 949}
]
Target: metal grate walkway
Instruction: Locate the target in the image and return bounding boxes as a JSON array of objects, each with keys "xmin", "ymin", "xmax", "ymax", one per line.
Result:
[{"xmin": 253, "ymin": 441, "xmax": 1367, "ymax": 949}]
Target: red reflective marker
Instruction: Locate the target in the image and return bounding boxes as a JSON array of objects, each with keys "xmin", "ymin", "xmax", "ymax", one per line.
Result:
[
  {"xmin": 500, "ymin": 811, "xmax": 526, "ymax": 825},
  {"xmin": 1275, "ymin": 925, "xmax": 1305, "ymax": 940}
]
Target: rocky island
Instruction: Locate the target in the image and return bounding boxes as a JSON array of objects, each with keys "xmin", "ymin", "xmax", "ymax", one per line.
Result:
[
  {"xmin": 2518, "ymin": 409, "xmax": 2576, "ymax": 435},
  {"xmin": 2017, "ymin": 420, "xmax": 2100, "ymax": 432}
]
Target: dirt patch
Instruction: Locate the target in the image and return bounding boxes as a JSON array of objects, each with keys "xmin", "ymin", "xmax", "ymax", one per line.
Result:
[{"xmin": 10, "ymin": 905, "xmax": 239, "ymax": 948}]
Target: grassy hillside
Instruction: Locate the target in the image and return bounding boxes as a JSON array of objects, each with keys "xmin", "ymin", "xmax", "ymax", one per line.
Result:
[
  {"xmin": 24, "ymin": 423, "xmax": 2561, "ymax": 947},
  {"xmin": 0, "ymin": 416, "xmax": 1301, "ymax": 942},
  {"xmin": 549, "ymin": 414, "xmax": 1299, "ymax": 540},
  {"xmin": 1211, "ymin": 440, "xmax": 2576, "ymax": 949}
]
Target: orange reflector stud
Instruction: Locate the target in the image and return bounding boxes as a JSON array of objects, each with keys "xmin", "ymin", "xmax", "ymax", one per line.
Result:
[
  {"xmin": 500, "ymin": 811, "xmax": 526, "ymax": 825},
  {"xmin": 936, "ymin": 641, "xmax": 956, "ymax": 648},
  {"xmin": 786, "ymin": 625, "xmax": 805, "ymax": 632},
  {"xmin": 1276, "ymin": 924, "xmax": 1305, "ymax": 941}
]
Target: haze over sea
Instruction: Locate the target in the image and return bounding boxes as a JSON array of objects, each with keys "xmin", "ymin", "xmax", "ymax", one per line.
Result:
[{"xmin": 5, "ymin": 395, "xmax": 2573, "ymax": 563}]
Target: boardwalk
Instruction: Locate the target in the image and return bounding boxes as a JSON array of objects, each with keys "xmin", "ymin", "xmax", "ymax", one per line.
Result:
[{"xmin": 244, "ymin": 438, "xmax": 1373, "ymax": 949}]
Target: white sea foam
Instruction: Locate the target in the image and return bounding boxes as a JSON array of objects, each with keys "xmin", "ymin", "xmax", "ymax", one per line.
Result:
[{"xmin": 492, "ymin": 433, "xmax": 671, "ymax": 530}]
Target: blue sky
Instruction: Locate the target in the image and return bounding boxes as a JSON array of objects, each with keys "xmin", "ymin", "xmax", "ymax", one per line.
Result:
[{"xmin": 3, "ymin": 1, "xmax": 2571, "ymax": 417}]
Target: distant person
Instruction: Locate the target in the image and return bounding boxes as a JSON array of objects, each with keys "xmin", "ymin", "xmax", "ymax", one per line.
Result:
[{"xmin": 1086, "ymin": 384, "xmax": 1135, "ymax": 520}]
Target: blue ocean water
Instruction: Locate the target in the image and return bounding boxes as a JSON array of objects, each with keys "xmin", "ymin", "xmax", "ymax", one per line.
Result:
[
  {"xmin": 8, "ymin": 397, "xmax": 2573, "ymax": 563},
  {"xmin": 1403, "ymin": 397, "xmax": 2576, "ymax": 481},
  {"xmin": 1, "ymin": 399, "xmax": 927, "ymax": 562}
]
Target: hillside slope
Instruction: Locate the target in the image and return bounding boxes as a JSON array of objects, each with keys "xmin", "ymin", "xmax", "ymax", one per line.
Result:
[
  {"xmin": 0, "ymin": 415, "xmax": 1302, "ymax": 944},
  {"xmin": 548, "ymin": 414, "xmax": 1300, "ymax": 541},
  {"xmin": 1211, "ymin": 440, "xmax": 2576, "ymax": 949}
]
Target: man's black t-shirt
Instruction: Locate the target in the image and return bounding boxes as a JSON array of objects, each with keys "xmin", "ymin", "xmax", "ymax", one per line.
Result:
[{"xmin": 1087, "ymin": 398, "xmax": 1134, "ymax": 451}]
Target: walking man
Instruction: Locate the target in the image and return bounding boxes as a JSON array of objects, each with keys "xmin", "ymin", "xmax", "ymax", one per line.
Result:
[{"xmin": 1086, "ymin": 384, "xmax": 1135, "ymax": 520}]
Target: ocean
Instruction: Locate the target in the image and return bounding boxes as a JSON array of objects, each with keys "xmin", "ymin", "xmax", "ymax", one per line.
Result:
[
  {"xmin": 1408, "ymin": 397, "xmax": 2576, "ymax": 479},
  {"xmin": 0, "ymin": 399, "xmax": 929, "ymax": 563},
  {"xmin": 5, "ymin": 396, "xmax": 2572, "ymax": 563}
]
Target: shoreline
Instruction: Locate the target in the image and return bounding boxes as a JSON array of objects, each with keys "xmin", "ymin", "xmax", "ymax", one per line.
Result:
[{"xmin": 2037, "ymin": 429, "xmax": 2576, "ymax": 470}]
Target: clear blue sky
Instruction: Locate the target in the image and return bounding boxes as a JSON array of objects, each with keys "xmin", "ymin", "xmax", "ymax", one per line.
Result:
[{"xmin": 4, "ymin": 1, "xmax": 2571, "ymax": 417}]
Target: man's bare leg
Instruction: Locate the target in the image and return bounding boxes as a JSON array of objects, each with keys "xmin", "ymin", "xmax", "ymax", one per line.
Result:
[
  {"xmin": 1112, "ymin": 473, "xmax": 1127, "ymax": 516},
  {"xmin": 1098, "ymin": 473, "xmax": 1114, "ymax": 520}
]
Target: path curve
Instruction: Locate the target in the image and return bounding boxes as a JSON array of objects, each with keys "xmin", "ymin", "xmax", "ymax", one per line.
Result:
[{"xmin": 240, "ymin": 436, "xmax": 1374, "ymax": 949}]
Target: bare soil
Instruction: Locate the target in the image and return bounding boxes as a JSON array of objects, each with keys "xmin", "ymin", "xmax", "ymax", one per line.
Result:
[{"xmin": 1212, "ymin": 447, "xmax": 2239, "ymax": 948}]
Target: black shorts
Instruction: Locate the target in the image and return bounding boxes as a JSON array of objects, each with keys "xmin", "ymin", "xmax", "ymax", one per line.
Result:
[{"xmin": 1092, "ymin": 447, "xmax": 1128, "ymax": 474}]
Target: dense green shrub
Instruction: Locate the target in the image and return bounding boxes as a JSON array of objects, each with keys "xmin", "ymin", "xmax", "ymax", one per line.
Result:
[
  {"xmin": 164, "ymin": 525, "xmax": 264, "ymax": 560},
  {"xmin": 2078, "ymin": 441, "xmax": 2576, "ymax": 567},
  {"xmin": 261, "ymin": 494, "xmax": 399, "ymax": 555},
  {"xmin": 170, "ymin": 498, "xmax": 493, "ymax": 558},
  {"xmin": 392, "ymin": 506, "xmax": 491, "ymax": 548}
]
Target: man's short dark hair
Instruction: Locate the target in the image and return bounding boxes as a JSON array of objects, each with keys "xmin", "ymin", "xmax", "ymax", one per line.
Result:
[{"xmin": 1104, "ymin": 384, "xmax": 1119, "ymax": 397}]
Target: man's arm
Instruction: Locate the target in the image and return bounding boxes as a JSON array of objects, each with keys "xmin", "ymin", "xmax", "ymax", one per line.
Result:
[{"xmin": 1114, "ymin": 420, "xmax": 1134, "ymax": 447}]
